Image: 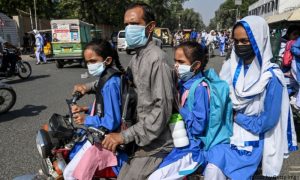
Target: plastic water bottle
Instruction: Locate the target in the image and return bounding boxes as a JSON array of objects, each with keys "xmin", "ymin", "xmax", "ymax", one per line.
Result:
[{"xmin": 169, "ymin": 113, "xmax": 189, "ymax": 148}]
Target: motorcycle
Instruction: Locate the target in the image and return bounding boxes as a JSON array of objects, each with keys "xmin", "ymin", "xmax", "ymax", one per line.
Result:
[
  {"xmin": 36, "ymin": 92, "xmax": 118, "ymax": 179},
  {"xmin": 0, "ymin": 81, "xmax": 16, "ymax": 114},
  {"xmin": 0, "ymin": 48, "xmax": 32, "ymax": 79}
]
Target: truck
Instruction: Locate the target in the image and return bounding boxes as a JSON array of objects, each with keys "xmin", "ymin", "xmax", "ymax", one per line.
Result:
[{"xmin": 50, "ymin": 19, "xmax": 94, "ymax": 68}]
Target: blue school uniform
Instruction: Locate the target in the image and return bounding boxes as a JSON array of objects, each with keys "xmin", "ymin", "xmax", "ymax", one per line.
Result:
[
  {"xmin": 219, "ymin": 36, "xmax": 226, "ymax": 56},
  {"xmin": 69, "ymin": 75, "xmax": 127, "ymax": 174},
  {"xmin": 206, "ymin": 67, "xmax": 283, "ymax": 180},
  {"xmin": 159, "ymin": 72, "xmax": 210, "ymax": 168}
]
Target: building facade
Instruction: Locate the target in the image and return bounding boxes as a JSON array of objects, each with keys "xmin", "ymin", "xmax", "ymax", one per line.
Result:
[
  {"xmin": 248, "ymin": 0, "xmax": 300, "ymax": 18},
  {"xmin": 0, "ymin": 13, "xmax": 19, "ymax": 47}
]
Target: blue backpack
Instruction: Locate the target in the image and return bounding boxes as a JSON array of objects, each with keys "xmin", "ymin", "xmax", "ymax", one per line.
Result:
[{"xmin": 187, "ymin": 69, "xmax": 233, "ymax": 150}]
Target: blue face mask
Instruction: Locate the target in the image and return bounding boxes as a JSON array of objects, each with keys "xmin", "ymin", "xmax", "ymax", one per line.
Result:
[
  {"xmin": 87, "ymin": 61, "xmax": 106, "ymax": 77},
  {"xmin": 178, "ymin": 64, "xmax": 194, "ymax": 81},
  {"xmin": 125, "ymin": 24, "xmax": 149, "ymax": 49}
]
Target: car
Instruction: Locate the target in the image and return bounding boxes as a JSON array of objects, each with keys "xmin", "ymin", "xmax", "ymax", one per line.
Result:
[
  {"xmin": 153, "ymin": 27, "xmax": 173, "ymax": 46},
  {"xmin": 117, "ymin": 30, "xmax": 126, "ymax": 51}
]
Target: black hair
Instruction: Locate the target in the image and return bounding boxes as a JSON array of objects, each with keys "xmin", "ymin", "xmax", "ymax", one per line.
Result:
[
  {"xmin": 175, "ymin": 41, "xmax": 208, "ymax": 72},
  {"xmin": 126, "ymin": 2, "xmax": 155, "ymax": 24},
  {"xmin": 283, "ymin": 25, "xmax": 300, "ymax": 40},
  {"xmin": 84, "ymin": 39, "xmax": 125, "ymax": 73}
]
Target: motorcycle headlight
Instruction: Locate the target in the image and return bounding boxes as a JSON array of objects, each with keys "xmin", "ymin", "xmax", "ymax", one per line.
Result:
[{"xmin": 36, "ymin": 129, "xmax": 53, "ymax": 158}]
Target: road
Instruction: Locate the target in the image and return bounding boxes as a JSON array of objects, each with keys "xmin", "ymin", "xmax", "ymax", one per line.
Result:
[{"xmin": 0, "ymin": 47, "xmax": 299, "ymax": 179}]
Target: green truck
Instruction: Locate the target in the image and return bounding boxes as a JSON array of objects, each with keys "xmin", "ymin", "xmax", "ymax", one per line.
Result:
[{"xmin": 50, "ymin": 19, "xmax": 94, "ymax": 68}]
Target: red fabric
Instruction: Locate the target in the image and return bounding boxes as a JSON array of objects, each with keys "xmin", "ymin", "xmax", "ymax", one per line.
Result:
[
  {"xmin": 94, "ymin": 167, "xmax": 116, "ymax": 178},
  {"xmin": 283, "ymin": 40, "xmax": 296, "ymax": 67}
]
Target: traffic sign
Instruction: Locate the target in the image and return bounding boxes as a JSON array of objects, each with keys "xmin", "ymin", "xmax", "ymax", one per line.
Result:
[{"xmin": 235, "ymin": 0, "xmax": 242, "ymax": 5}]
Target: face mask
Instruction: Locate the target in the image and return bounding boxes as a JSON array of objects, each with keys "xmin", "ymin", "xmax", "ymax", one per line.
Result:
[
  {"xmin": 125, "ymin": 24, "xmax": 149, "ymax": 49},
  {"xmin": 234, "ymin": 45, "xmax": 255, "ymax": 61},
  {"xmin": 178, "ymin": 64, "xmax": 194, "ymax": 81},
  {"xmin": 87, "ymin": 61, "xmax": 106, "ymax": 77}
]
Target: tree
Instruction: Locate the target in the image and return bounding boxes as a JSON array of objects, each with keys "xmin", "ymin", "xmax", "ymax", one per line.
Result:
[
  {"xmin": 180, "ymin": 8, "xmax": 206, "ymax": 30},
  {"xmin": 0, "ymin": 0, "xmax": 205, "ymax": 31},
  {"xmin": 208, "ymin": 0, "xmax": 258, "ymax": 30}
]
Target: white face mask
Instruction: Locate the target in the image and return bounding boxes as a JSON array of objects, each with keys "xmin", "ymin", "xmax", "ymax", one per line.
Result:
[
  {"xmin": 177, "ymin": 64, "xmax": 194, "ymax": 81},
  {"xmin": 87, "ymin": 60, "xmax": 106, "ymax": 77}
]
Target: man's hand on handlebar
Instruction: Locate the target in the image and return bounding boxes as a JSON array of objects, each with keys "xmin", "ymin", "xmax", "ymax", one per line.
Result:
[
  {"xmin": 102, "ymin": 133, "xmax": 124, "ymax": 153},
  {"xmin": 73, "ymin": 84, "xmax": 88, "ymax": 95}
]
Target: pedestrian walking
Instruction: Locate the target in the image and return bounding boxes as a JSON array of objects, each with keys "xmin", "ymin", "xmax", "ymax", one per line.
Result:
[
  {"xmin": 218, "ymin": 31, "xmax": 226, "ymax": 57},
  {"xmin": 33, "ymin": 29, "xmax": 47, "ymax": 65},
  {"xmin": 190, "ymin": 28, "xmax": 198, "ymax": 42}
]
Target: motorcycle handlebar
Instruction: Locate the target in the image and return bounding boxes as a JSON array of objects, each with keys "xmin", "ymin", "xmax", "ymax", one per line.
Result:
[
  {"xmin": 71, "ymin": 91, "xmax": 82, "ymax": 105},
  {"xmin": 75, "ymin": 125, "xmax": 125, "ymax": 150}
]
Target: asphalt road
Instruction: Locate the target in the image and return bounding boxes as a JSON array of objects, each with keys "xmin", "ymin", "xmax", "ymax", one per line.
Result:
[{"xmin": 0, "ymin": 47, "xmax": 299, "ymax": 179}]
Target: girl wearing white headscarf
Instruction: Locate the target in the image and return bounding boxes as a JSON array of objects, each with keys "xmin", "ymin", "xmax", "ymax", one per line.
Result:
[{"xmin": 204, "ymin": 16, "xmax": 298, "ymax": 180}]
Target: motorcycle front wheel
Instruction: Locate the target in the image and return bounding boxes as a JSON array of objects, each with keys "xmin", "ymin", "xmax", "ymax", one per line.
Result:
[
  {"xmin": 0, "ymin": 87, "xmax": 16, "ymax": 114},
  {"xmin": 17, "ymin": 61, "xmax": 32, "ymax": 79}
]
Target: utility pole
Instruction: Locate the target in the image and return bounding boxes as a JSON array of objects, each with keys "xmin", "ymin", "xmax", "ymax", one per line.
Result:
[
  {"xmin": 34, "ymin": 0, "xmax": 37, "ymax": 30},
  {"xmin": 29, "ymin": 8, "xmax": 34, "ymax": 30},
  {"xmin": 235, "ymin": 0, "xmax": 242, "ymax": 21}
]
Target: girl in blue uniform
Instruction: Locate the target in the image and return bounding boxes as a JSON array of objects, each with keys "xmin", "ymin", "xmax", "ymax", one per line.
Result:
[
  {"xmin": 204, "ymin": 16, "xmax": 298, "ymax": 180},
  {"xmin": 219, "ymin": 31, "xmax": 226, "ymax": 57},
  {"xmin": 149, "ymin": 41, "xmax": 209, "ymax": 179},
  {"xmin": 63, "ymin": 39, "xmax": 127, "ymax": 179}
]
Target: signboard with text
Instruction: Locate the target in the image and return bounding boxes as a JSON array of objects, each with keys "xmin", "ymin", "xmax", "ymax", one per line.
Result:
[{"xmin": 235, "ymin": 0, "xmax": 242, "ymax": 5}]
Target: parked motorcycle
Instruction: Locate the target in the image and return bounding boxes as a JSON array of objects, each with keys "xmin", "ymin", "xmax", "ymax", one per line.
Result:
[
  {"xmin": 0, "ymin": 48, "xmax": 32, "ymax": 79},
  {"xmin": 36, "ymin": 92, "xmax": 117, "ymax": 179},
  {"xmin": 0, "ymin": 82, "xmax": 16, "ymax": 114}
]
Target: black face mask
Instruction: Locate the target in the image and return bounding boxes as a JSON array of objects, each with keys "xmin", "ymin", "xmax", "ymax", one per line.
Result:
[{"xmin": 234, "ymin": 45, "xmax": 255, "ymax": 61}]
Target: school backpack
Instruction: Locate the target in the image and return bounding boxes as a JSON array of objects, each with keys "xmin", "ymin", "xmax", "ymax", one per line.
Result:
[
  {"xmin": 283, "ymin": 40, "xmax": 296, "ymax": 67},
  {"xmin": 94, "ymin": 67, "xmax": 137, "ymax": 123},
  {"xmin": 186, "ymin": 69, "xmax": 233, "ymax": 150},
  {"xmin": 94, "ymin": 67, "xmax": 137, "ymax": 155}
]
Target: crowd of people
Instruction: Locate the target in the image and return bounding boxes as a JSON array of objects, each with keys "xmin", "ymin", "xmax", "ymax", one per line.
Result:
[
  {"xmin": 60, "ymin": 2, "xmax": 300, "ymax": 180},
  {"xmin": 173, "ymin": 28, "xmax": 232, "ymax": 57}
]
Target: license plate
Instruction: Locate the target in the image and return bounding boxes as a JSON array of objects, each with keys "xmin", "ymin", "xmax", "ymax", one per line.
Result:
[{"xmin": 63, "ymin": 48, "xmax": 70, "ymax": 52}]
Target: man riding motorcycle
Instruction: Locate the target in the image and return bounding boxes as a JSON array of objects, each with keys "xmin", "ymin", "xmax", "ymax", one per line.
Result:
[{"xmin": 0, "ymin": 36, "xmax": 18, "ymax": 76}]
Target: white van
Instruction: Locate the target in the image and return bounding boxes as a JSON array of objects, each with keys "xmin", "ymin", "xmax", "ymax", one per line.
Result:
[{"xmin": 117, "ymin": 30, "xmax": 127, "ymax": 51}]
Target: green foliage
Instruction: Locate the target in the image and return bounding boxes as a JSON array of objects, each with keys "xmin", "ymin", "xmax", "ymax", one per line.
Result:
[
  {"xmin": 208, "ymin": 0, "xmax": 258, "ymax": 30},
  {"xmin": 180, "ymin": 8, "xmax": 206, "ymax": 30},
  {"xmin": 0, "ymin": 0, "xmax": 206, "ymax": 31}
]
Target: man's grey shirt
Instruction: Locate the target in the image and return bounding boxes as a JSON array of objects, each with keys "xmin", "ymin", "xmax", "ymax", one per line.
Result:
[{"xmin": 121, "ymin": 41, "xmax": 175, "ymax": 156}]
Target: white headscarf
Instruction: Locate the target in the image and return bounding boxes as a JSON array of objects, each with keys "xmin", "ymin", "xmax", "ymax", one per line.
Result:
[{"xmin": 220, "ymin": 16, "xmax": 297, "ymax": 177}]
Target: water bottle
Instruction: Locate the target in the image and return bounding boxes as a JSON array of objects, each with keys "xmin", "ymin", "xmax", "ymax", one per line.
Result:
[{"xmin": 169, "ymin": 113, "xmax": 189, "ymax": 148}]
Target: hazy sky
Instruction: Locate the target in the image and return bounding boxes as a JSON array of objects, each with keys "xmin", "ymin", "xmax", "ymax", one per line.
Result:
[{"xmin": 183, "ymin": 0, "xmax": 225, "ymax": 26}]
